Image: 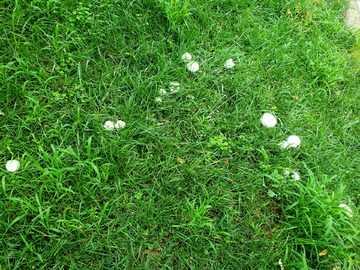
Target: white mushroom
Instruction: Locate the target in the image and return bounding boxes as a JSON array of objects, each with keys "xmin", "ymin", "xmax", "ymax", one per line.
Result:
[
  {"xmin": 279, "ymin": 135, "xmax": 301, "ymax": 148},
  {"xmin": 181, "ymin": 53, "xmax": 192, "ymax": 61},
  {"xmin": 287, "ymin": 135, "xmax": 301, "ymax": 147},
  {"xmin": 278, "ymin": 141, "xmax": 289, "ymax": 148},
  {"xmin": 104, "ymin": 121, "xmax": 115, "ymax": 130},
  {"xmin": 224, "ymin": 59, "xmax": 235, "ymax": 68},
  {"xmin": 292, "ymin": 172, "xmax": 300, "ymax": 180},
  {"xmin": 339, "ymin": 204, "xmax": 353, "ymax": 217},
  {"xmin": 114, "ymin": 120, "xmax": 126, "ymax": 129},
  {"xmin": 169, "ymin": 82, "xmax": 180, "ymax": 92},
  {"xmin": 6, "ymin": 160, "xmax": 20, "ymax": 172},
  {"xmin": 187, "ymin": 61, "xmax": 199, "ymax": 72},
  {"xmin": 261, "ymin": 113, "xmax": 277, "ymax": 127},
  {"xmin": 284, "ymin": 170, "xmax": 300, "ymax": 180}
]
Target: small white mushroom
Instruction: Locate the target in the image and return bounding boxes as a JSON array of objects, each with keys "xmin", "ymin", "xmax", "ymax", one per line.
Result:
[
  {"xmin": 284, "ymin": 170, "xmax": 300, "ymax": 180},
  {"xmin": 155, "ymin": 97, "xmax": 162, "ymax": 103},
  {"xmin": 159, "ymin": 89, "xmax": 167, "ymax": 95},
  {"xmin": 292, "ymin": 172, "xmax": 300, "ymax": 180},
  {"xmin": 6, "ymin": 160, "xmax": 20, "ymax": 172},
  {"xmin": 169, "ymin": 82, "xmax": 180, "ymax": 92},
  {"xmin": 278, "ymin": 141, "xmax": 289, "ymax": 148},
  {"xmin": 261, "ymin": 113, "xmax": 277, "ymax": 127},
  {"xmin": 187, "ymin": 61, "xmax": 199, "ymax": 72},
  {"xmin": 287, "ymin": 135, "xmax": 301, "ymax": 147},
  {"xmin": 279, "ymin": 135, "xmax": 301, "ymax": 148},
  {"xmin": 104, "ymin": 121, "xmax": 115, "ymax": 130},
  {"xmin": 224, "ymin": 59, "xmax": 235, "ymax": 68},
  {"xmin": 114, "ymin": 120, "xmax": 126, "ymax": 129},
  {"xmin": 181, "ymin": 53, "xmax": 192, "ymax": 61},
  {"xmin": 339, "ymin": 204, "xmax": 353, "ymax": 217}
]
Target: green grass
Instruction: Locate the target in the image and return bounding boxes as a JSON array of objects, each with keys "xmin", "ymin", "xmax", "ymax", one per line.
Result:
[{"xmin": 1, "ymin": 0, "xmax": 360, "ymax": 268}]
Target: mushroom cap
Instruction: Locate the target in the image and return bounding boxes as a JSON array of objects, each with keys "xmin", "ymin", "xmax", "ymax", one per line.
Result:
[
  {"xmin": 284, "ymin": 170, "xmax": 300, "ymax": 180},
  {"xmin": 181, "ymin": 53, "xmax": 192, "ymax": 61},
  {"xmin": 224, "ymin": 59, "xmax": 235, "ymax": 68},
  {"xmin": 287, "ymin": 135, "xmax": 301, "ymax": 147},
  {"xmin": 293, "ymin": 172, "xmax": 300, "ymax": 181},
  {"xmin": 115, "ymin": 120, "xmax": 126, "ymax": 129},
  {"xmin": 104, "ymin": 121, "xmax": 115, "ymax": 130},
  {"xmin": 6, "ymin": 160, "xmax": 20, "ymax": 172},
  {"xmin": 339, "ymin": 204, "xmax": 353, "ymax": 217},
  {"xmin": 169, "ymin": 82, "xmax": 180, "ymax": 92},
  {"xmin": 261, "ymin": 113, "xmax": 277, "ymax": 127},
  {"xmin": 187, "ymin": 61, "xmax": 199, "ymax": 72},
  {"xmin": 278, "ymin": 141, "xmax": 289, "ymax": 148},
  {"xmin": 155, "ymin": 97, "xmax": 162, "ymax": 102}
]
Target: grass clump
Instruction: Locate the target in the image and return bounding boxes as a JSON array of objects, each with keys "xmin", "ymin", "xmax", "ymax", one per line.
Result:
[
  {"xmin": 264, "ymin": 164, "xmax": 359, "ymax": 268},
  {"xmin": 0, "ymin": 0, "xmax": 360, "ymax": 268}
]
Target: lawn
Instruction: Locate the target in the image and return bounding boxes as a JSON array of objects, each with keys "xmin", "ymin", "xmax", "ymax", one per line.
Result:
[{"xmin": 1, "ymin": 0, "xmax": 360, "ymax": 269}]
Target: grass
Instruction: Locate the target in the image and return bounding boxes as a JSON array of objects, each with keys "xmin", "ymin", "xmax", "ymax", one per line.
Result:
[{"xmin": 1, "ymin": 0, "xmax": 360, "ymax": 268}]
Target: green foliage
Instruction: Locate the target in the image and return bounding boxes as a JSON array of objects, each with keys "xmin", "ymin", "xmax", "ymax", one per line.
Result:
[
  {"xmin": 157, "ymin": 0, "xmax": 191, "ymax": 32},
  {"xmin": 262, "ymin": 163, "xmax": 360, "ymax": 267},
  {"xmin": 205, "ymin": 133, "xmax": 233, "ymax": 157},
  {"xmin": 283, "ymin": 170, "xmax": 359, "ymax": 268}
]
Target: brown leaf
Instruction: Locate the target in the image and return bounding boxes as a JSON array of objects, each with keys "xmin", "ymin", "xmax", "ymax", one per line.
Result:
[
  {"xmin": 177, "ymin": 158, "xmax": 185, "ymax": 164},
  {"xmin": 319, "ymin": 249, "xmax": 328, "ymax": 256},
  {"xmin": 160, "ymin": 119, "xmax": 171, "ymax": 124},
  {"xmin": 287, "ymin": 9, "xmax": 293, "ymax": 18}
]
